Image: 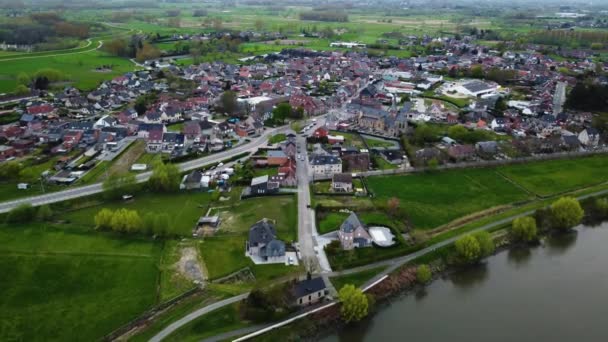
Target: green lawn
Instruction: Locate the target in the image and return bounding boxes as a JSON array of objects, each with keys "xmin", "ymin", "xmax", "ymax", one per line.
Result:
[
  {"xmin": 372, "ymin": 154, "xmax": 399, "ymax": 170},
  {"xmin": 0, "ymin": 224, "xmax": 161, "ymax": 341},
  {"xmin": 64, "ymin": 191, "xmax": 212, "ymax": 236},
  {"xmin": 268, "ymin": 133, "xmax": 286, "ymax": 144},
  {"xmin": 318, "ymin": 212, "xmax": 349, "ymax": 234},
  {"xmin": 364, "ymin": 137, "xmax": 396, "ymax": 148},
  {"xmin": 200, "ymin": 196, "xmax": 299, "ymax": 281},
  {"xmin": 167, "ymin": 122, "xmax": 185, "ymax": 132},
  {"xmin": 498, "ymin": 155, "xmax": 608, "ymax": 197},
  {"xmin": 330, "ymin": 266, "xmax": 386, "ymax": 291},
  {"xmin": 367, "ymin": 169, "xmax": 531, "ymax": 229}
]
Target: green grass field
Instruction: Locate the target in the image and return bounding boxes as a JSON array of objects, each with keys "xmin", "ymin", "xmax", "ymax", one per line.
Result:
[
  {"xmin": 64, "ymin": 191, "xmax": 212, "ymax": 236},
  {"xmin": 367, "ymin": 169, "xmax": 531, "ymax": 229},
  {"xmin": 498, "ymin": 155, "xmax": 608, "ymax": 197},
  {"xmin": 0, "ymin": 50, "xmax": 137, "ymax": 93},
  {"xmin": 0, "ymin": 224, "xmax": 161, "ymax": 341},
  {"xmin": 330, "ymin": 266, "xmax": 386, "ymax": 291}
]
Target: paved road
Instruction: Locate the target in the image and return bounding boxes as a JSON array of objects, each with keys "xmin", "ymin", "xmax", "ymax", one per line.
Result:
[
  {"xmin": 296, "ymin": 132, "xmax": 319, "ymax": 272},
  {"xmin": 0, "ymin": 126, "xmax": 288, "ymax": 213},
  {"xmin": 148, "ymin": 292, "xmax": 250, "ymax": 342},
  {"xmin": 553, "ymin": 81, "xmax": 567, "ymax": 115}
]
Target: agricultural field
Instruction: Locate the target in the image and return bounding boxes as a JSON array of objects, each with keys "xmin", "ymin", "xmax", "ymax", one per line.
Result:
[
  {"xmin": 0, "ymin": 224, "xmax": 161, "ymax": 341},
  {"xmin": 367, "ymin": 169, "xmax": 531, "ymax": 229},
  {"xmin": 498, "ymin": 155, "xmax": 608, "ymax": 197}
]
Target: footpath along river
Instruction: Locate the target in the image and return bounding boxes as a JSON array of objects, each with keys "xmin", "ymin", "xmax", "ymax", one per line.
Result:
[{"xmin": 322, "ymin": 223, "xmax": 608, "ymax": 342}]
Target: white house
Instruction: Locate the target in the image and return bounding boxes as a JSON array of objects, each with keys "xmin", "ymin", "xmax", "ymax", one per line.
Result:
[
  {"xmin": 578, "ymin": 128, "xmax": 600, "ymax": 147},
  {"xmin": 310, "ymin": 154, "xmax": 342, "ymax": 177}
]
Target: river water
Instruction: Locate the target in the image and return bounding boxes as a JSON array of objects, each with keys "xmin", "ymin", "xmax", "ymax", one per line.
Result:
[{"xmin": 323, "ymin": 223, "xmax": 608, "ymax": 342}]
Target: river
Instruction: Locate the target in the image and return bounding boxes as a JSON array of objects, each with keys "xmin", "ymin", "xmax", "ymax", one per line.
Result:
[{"xmin": 323, "ymin": 223, "xmax": 608, "ymax": 342}]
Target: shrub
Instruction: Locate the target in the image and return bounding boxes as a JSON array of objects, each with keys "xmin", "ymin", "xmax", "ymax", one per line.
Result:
[
  {"xmin": 6, "ymin": 203, "xmax": 37, "ymax": 223},
  {"xmin": 416, "ymin": 264, "xmax": 432, "ymax": 284},
  {"xmin": 511, "ymin": 216, "xmax": 538, "ymax": 242},
  {"xmin": 454, "ymin": 234, "xmax": 481, "ymax": 264},
  {"xmin": 550, "ymin": 197, "xmax": 584, "ymax": 231},
  {"xmin": 338, "ymin": 284, "xmax": 368, "ymax": 323}
]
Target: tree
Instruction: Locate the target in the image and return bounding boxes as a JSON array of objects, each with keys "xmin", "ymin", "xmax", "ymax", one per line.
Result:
[
  {"xmin": 111, "ymin": 208, "xmax": 128, "ymax": 233},
  {"xmin": 427, "ymin": 158, "xmax": 439, "ymax": 171},
  {"xmin": 219, "ymin": 91, "xmax": 238, "ymax": 114},
  {"xmin": 511, "ymin": 216, "xmax": 537, "ymax": 242},
  {"xmin": 103, "ymin": 172, "xmax": 136, "ymax": 199},
  {"xmin": 550, "ymin": 197, "xmax": 584, "ymax": 231},
  {"xmin": 94, "ymin": 208, "xmax": 114, "ymax": 230},
  {"xmin": 254, "ymin": 19, "xmax": 264, "ymax": 32},
  {"xmin": 6, "ymin": 203, "xmax": 36, "ymax": 223},
  {"xmin": 16, "ymin": 72, "xmax": 30, "ymax": 86},
  {"xmin": 272, "ymin": 103, "xmax": 291, "ymax": 124},
  {"xmin": 124, "ymin": 210, "xmax": 143, "ymax": 233},
  {"xmin": 416, "ymin": 264, "xmax": 432, "ymax": 284},
  {"xmin": 143, "ymin": 212, "xmax": 156, "ymax": 235},
  {"xmin": 135, "ymin": 43, "xmax": 161, "ymax": 62},
  {"xmin": 474, "ymin": 231, "xmax": 495, "ymax": 257},
  {"xmin": 36, "ymin": 204, "xmax": 53, "ymax": 222},
  {"xmin": 168, "ymin": 17, "xmax": 181, "ymax": 28},
  {"xmin": 33, "ymin": 76, "xmax": 49, "ymax": 90},
  {"xmin": 148, "ymin": 161, "xmax": 181, "ymax": 193},
  {"xmin": 470, "ymin": 65, "xmax": 484, "ymax": 79},
  {"xmin": 387, "ymin": 197, "xmax": 400, "ymax": 216},
  {"xmin": 0, "ymin": 161, "xmax": 22, "ymax": 180},
  {"xmin": 338, "ymin": 284, "xmax": 368, "ymax": 323},
  {"xmin": 14, "ymin": 84, "xmax": 30, "ymax": 95},
  {"xmin": 454, "ymin": 234, "xmax": 481, "ymax": 264},
  {"xmin": 154, "ymin": 213, "xmax": 171, "ymax": 237}
]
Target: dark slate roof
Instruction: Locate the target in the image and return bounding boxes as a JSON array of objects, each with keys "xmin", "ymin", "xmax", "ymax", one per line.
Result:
[
  {"xmin": 332, "ymin": 173, "xmax": 352, "ymax": 183},
  {"xmin": 463, "ymin": 80, "xmax": 495, "ymax": 93},
  {"xmin": 249, "ymin": 219, "xmax": 277, "ymax": 246},
  {"xmin": 562, "ymin": 135, "xmax": 580, "ymax": 146},
  {"xmin": 340, "ymin": 212, "xmax": 363, "ymax": 233},
  {"xmin": 294, "ymin": 277, "xmax": 326, "ymax": 298},
  {"xmin": 260, "ymin": 239, "xmax": 285, "ymax": 258},
  {"xmin": 310, "ymin": 154, "xmax": 341, "ymax": 166}
]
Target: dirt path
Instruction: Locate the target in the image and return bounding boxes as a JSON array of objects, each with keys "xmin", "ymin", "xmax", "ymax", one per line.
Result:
[{"xmin": 176, "ymin": 246, "xmax": 206, "ymax": 283}]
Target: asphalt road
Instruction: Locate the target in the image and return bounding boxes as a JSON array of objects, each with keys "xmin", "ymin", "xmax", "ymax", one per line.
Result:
[
  {"xmin": 0, "ymin": 126, "xmax": 288, "ymax": 213},
  {"xmin": 148, "ymin": 292, "xmax": 250, "ymax": 342}
]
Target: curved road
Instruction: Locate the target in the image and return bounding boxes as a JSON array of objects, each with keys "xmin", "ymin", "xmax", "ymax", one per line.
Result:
[{"xmin": 0, "ymin": 126, "xmax": 288, "ymax": 213}]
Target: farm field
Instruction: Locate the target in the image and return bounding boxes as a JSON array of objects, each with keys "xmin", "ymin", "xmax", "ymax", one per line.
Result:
[
  {"xmin": 0, "ymin": 50, "xmax": 137, "ymax": 93},
  {"xmin": 367, "ymin": 169, "xmax": 531, "ymax": 229},
  {"xmin": 0, "ymin": 224, "xmax": 161, "ymax": 341},
  {"xmin": 498, "ymin": 155, "xmax": 608, "ymax": 197}
]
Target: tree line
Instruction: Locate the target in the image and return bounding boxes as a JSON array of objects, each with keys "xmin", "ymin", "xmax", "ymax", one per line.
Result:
[
  {"xmin": 299, "ymin": 11, "xmax": 348, "ymax": 22},
  {"xmin": 0, "ymin": 12, "xmax": 89, "ymax": 46}
]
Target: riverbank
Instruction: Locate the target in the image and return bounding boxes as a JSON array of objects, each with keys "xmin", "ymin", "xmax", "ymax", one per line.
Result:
[{"xmin": 251, "ymin": 194, "xmax": 608, "ymax": 342}]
